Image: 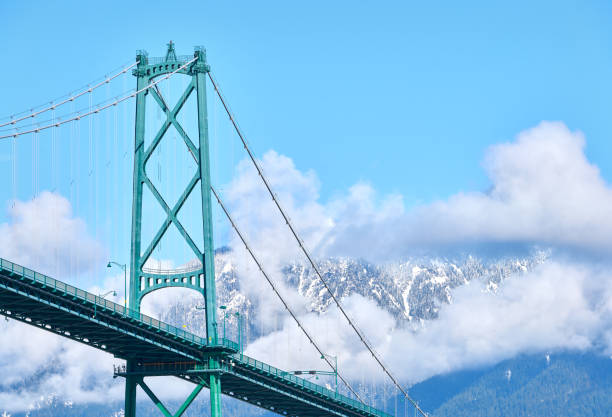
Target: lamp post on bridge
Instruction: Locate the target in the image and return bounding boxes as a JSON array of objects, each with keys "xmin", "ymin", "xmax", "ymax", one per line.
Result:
[
  {"xmin": 288, "ymin": 359, "xmax": 338, "ymax": 395},
  {"xmin": 107, "ymin": 261, "xmax": 127, "ymax": 308},
  {"xmin": 235, "ymin": 311, "xmax": 242, "ymax": 354},
  {"xmin": 193, "ymin": 306, "xmax": 242, "ymax": 355},
  {"xmin": 220, "ymin": 305, "xmax": 227, "ymax": 340},
  {"xmin": 320, "ymin": 353, "xmax": 338, "ymax": 394},
  {"xmin": 94, "ymin": 290, "xmax": 117, "ymax": 318},
  {"xmin": 195, "ymin": 305, "xmax": 230, "ymax": 342}
]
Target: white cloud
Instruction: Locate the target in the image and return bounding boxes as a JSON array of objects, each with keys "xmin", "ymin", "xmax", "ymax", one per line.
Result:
[
  {"xmin": 226, "ymin": 151, "xmax": 329, "ymax": 269},
  {"xmin": 225, "ymin": 121, "xmax": 612, "ymax": 387},
  {"xmin": 0, "ymin": 191, "xmax": 105, "ymax": 276},
  {"xmin": 246, "ymin": 260, "xmax": 612, "ymax": 385},
  {"xmin": 224, "ymin": 122, "xmax": 612, "ymax": 264},
  {"xmin": 0, "ymin": 306, "xmax": 198, "ymax": 413},
  {"xmin": 0, "ymin": 193, "xmax": 120, "ymax": 412},
  {"xmin": 0, "ymin": 319, "xmax": 123, "ymax": 412},
  {"xmin": 405, "ymin": 121, "xmax": 612, "ymax": 252},
  {"xmin": 4, "ymin": 121, "xmax": 612, "ymax": 411},
  {"xmin": 385, "ymin": 260, "xmax": 609, "ymax": 383}
]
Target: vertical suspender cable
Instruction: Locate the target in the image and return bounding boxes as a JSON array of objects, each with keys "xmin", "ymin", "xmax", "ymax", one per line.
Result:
[
  {"xmin": 52, "ymin": 106, "xmax": 57, "ymax": 276},
  {"xmin": 31, "ymin": 130, "xmax": 35, "ymax": 197},
  {"xmin": 11, "ymin": 135, "xmax": 16, "ymax": 208},
  {"xmin": 0, "ymin": 58, "xmax": 196, "ymax": 140},
  {"xmin": 69, "ymin": 100, "xmax": 74, "ymax": 280},
  {"xmin": 0, "ymin": 61, "xmax": 139, "ymax": 128}
]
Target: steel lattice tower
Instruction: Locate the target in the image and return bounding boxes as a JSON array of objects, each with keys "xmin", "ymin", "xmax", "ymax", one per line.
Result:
[{"xmin": 126, "ymin": 42, "xmax": 222, "ymax": 417}]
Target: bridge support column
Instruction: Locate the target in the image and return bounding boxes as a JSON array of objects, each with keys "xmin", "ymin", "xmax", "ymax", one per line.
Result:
[
  {"xmin": 124, "ymin": 360, "xmax": 137, "ymax": 417},
  {"xmin": 194, "ymin": 48, "xmax": 223, "ymax": 417},
  {"xmin": 209, "ymin": 359, "xmax": 222, "ymax": 417},
  {"xmin": 122, "ymin": 373, "xmax": 207, "ymax": 417}
]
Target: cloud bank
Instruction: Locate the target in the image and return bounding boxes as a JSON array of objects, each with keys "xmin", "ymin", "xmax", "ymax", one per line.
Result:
[
  {"xmin": 245, "ymin": 260, "xmax": 612, "ymax": 385},
  {"xmin": 225, "ymin": 121, "xmax": 612, "ymax": 263},
  {"xmin": 400, "ymin": 121, "xmax": 612, "ymax": 255},
  {"xmin": 3, "ymin": 121, "xmax": 612, "ymax": 411},
  {"xmin": 0, "ymin": 191, "xmax": 105, "ymax": 276},
  {"xmin": 225, "ymin": 120, "xmax": 612, "ymax": 386}
]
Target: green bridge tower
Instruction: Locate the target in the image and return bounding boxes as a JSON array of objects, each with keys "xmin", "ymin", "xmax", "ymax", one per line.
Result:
[{"xmin": 125, "ymin": 42, "xmax": 222, "ymax": 417}]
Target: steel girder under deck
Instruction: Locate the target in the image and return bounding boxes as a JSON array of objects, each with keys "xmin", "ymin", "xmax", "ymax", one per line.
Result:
[
  {"xmin": 0, "ymin": 258, "xmax": 391, "ymax": 417},
  {"xmin": 0, "ymin": 258, "xmax": 236, "ymax": 363}
]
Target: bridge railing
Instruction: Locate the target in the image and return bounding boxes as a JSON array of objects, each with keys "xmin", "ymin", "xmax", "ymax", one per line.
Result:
[
  {"xmin": 147, "ymin": 55, "xmax": 194, "ymax": 65},
  {"xmin": 0, "ymin": 258, "xmax": 238, "ymax": 352},
  {"xmin": 232, "ymin": 353, "xmax": 391, "ymax": 417},
  {"xmin": 1, "ymin": 258, "xmax": 385, "ymax": 415},
  {"xmin": 142, "ymin": 264, "xmax": 202, "ymax": 275}
]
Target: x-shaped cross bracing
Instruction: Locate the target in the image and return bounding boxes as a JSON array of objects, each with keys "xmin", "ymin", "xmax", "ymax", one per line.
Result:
[{"xmin": 139, "ymin": 80, "xmax": 203, "ymax": 269}]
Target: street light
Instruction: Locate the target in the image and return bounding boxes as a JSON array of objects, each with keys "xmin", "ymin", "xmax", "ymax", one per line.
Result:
[
  {"xmin": 235, "ymin": 311, "xmax": 242, "ymax": 354},
  {"xmin": 290, "ymin": 355, "xmax": 338, "ymax": 394},
  {"xmin": 220, "ymin": 305, "xmax": 227, "ymax": 340},
  {"xmin": 320, "ymin": 353, "xmax": 338, "ymax": 394},
  {"xmin": 100, "ymin": 290, "xmax": 117, "ymax": 298},
  {"xmin": 194, "ymin": 305, "xmax": 231, "ymax": 344},
  {"xmin": 107, "ymin": 261, "xmax": 127, "ymax": 307},
  {"xmin": 94, "ymin": 290, "xmax": 117, "ymax": 318}
]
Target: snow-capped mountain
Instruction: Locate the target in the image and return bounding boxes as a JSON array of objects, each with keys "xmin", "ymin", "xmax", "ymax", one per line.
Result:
[
  {"xmin": 2, "ymin": 250, "xmax": 551, "ymax": 417},
  {"xmin": 157, "ymin": 249, "xmax": 550, "ymax": 340},
  {"xmin": 283, "ymin": 250, "xmax": 549, "ymax": 321}
]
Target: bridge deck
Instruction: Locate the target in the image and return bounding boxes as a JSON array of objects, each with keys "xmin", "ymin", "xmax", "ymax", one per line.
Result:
[{"xmin": 0, "ymin": 258, "xmax": 391, "ymax": 417}]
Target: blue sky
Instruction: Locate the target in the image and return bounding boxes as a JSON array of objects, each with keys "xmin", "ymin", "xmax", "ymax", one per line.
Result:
[
  {"xmin": 1, "ymin": 0, "xmax": 612, "ymax": 281},
  {"xmin": 4, "ymin": 3, "xmax": 612, "ymax": 410},
  {"xmin": 3, "ymin": 1, "xmax": 612, "ymax": 198}
]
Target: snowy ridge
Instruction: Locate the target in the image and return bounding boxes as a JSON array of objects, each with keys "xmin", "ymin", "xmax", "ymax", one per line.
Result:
[
  {"xmin": 2, "ymin": 250, "xmax": 550, "ymax": 416},
  {"xmin": 158, "ymin": 249, "xmax": 550, "ymax": 337}
]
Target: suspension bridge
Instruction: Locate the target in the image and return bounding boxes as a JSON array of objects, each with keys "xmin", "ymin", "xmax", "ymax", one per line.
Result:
[{"xmin": 0, "ymin": 43, "xmax": 427, "ymax": 417}]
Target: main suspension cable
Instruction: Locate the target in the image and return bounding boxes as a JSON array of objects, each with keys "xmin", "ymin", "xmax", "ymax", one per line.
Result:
[
  {"xmin": 176, "ymin": 134, "xmax": 364, "ymax": 401},
  {"xmin": 208, "ymin": 70, "xmax": 428, "ymax": 416},
  {"xmin": 0, "ymin": 57, "xmax": 197, "ymax": 140},
  {"xmin": 210, "ymin": 185, "xmax": 365, "ymax": 403},
  {"xmin": 0, "ymin": 86, "xmax": 137, "ymax": 134},
  {"xmin": 0, "ymin": 61, "xmax": 139, "ymax": 128}
]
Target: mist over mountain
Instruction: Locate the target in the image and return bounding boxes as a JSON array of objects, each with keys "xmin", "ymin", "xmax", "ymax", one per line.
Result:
[
  {"xmin": 8, "ymin": 250, "xmax": 590, "ymax": 417},
  {"xmin": 144, "ymin": 248, "xmax": 550, "ymax": 344}
]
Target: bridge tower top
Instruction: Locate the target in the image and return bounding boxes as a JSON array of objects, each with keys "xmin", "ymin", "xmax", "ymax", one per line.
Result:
[{"xmin": 128, "ymin": 42, "xmax": 216, "ymax": 339}]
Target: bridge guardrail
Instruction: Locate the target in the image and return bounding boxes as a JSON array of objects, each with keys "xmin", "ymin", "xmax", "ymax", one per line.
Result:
[
  {"xmin": 142, "ymin": 264, "xmax": 202, "ymax": 275},
  {"xmin": 147, "ymin": 55, "xmax": 194, "ymax": 65},
  {"xmin": 232, "ymin": 354, "xmax": 390, "ymax": 417},
  {"xmin": 1, "ymin": 258, "xmax": 386, "ymax": 416},
  {"xmin": 0, "ymin": 258, "xmax": 238, "ymax": 352}
]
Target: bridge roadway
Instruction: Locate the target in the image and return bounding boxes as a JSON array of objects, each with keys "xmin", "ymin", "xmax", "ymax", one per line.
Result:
[{"xmin": 0, "ymin": 258, "xmax": 391, "ymax": 417}]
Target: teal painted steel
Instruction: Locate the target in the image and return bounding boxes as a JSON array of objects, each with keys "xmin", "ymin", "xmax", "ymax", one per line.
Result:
[
  {"xmin": 0, "ymin": 42, "xmax": 395, "ymax": 417},
  {"xmin": 193, "ymin": 47, "xmax": 224, "ymax": 417},
  {"xmin": 193, "ymin": 50, "xmax": 217, "ymax": 346},
  {"xmin": 174, "ymin": 382, "xmax": 206, "ymax": 416},
  {"xmin": 129, "ymin": 50, "xmax": 148, "ymax": 313},
  {"xmin": 139, "ymin": 378, "xmax": 174, "ymax": 417},
  {"xmin": 124, "ymin": 363, "xmax": 137, "ymax": 417},
  {"xmin": 137, "ymin": 267, "xmax": 205, "ymax": 301},
  {"xmin": 0, "ymin": 257, "xmax": 392, "ymax": 417},
  {"xmin": 129, "ymin": 42, "xmax": 222, "ymax": 417},
  {"xmin": 130, "ymin": 49, "xmax": 206, "ymax": 310},
  {"xmin": 0, "ymin": 258, "xmax": 239, "ymax": 356}
]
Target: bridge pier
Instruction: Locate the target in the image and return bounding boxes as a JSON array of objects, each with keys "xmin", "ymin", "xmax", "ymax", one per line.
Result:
[
  {"xmin": 124, "ymin": 360, "xmax": 137, "ymax": 417},
  {"xmin": 115, "ymin": 358, "xmax": 225, "ymax": 417},
  {"xmin": 209, "ymin": 357, "xmax": 223, "ymax": 417}
]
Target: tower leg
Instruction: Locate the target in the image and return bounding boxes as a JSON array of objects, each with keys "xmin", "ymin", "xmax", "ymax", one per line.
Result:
[
  {"xmin": 124, "ymin": 360, "xmax": 137, "ymax": 417},
  {"xmin": 209, "ymin": 372, "xmax": 222, "ymax": 417}
]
